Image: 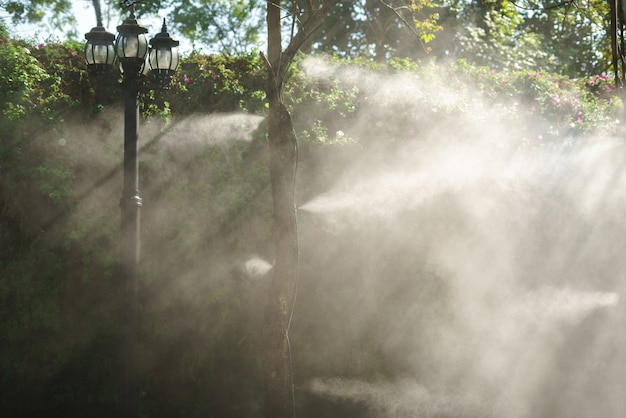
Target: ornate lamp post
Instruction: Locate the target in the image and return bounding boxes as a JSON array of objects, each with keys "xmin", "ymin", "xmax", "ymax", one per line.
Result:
[{"xmin": 84, "ymin": 5, "xmax": 178, "ymax": 417}]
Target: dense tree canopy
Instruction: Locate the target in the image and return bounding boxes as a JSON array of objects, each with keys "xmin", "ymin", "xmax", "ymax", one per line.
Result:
[
  {"xmin": 0, "ymin": 0, "xmax": 621, "ymax": 75},
  {"xmin": 140, "ymin": 0, "xmax": 265, "ymax": 53}
]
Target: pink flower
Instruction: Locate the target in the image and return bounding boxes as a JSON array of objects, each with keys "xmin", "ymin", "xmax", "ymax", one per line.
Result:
[
  {"xmin": 38, "ymin": 43, "xmax": 45, "ymax": 49},
  {"xmin": 183, "ymin": 77, "xmax": 191, "ymax": 84},
  {"xmin": 551, "ymin": 94, "xmax": 560, "ymax": 105},
  {"xmin": 577, "ymin": 111, "xmax": 583, "ymax": 124}
]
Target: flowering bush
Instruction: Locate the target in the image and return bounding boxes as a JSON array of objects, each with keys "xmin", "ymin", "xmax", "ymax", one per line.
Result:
[
  {"xmin": 452, "ymin": 61, "xmax": 623, "ymax": 141},
  {"xmin": 284, "ymin": 57, "xmax": 623, "ymax": 152}
]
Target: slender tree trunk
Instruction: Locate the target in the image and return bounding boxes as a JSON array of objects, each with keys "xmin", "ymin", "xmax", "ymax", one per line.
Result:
[
  {"xmin": 263, "ymin": 1, "xmax": 299, "ymax": 417},
  {"xmin": 262, "ymin": 2, "xmax": 340, "ymax": 415},
  {"xmin": 618, "ymin": 0, "xmax": 626, "ymax": 83},
  {"xmin": 609, "ymin": 0, "xmax": 621, "ymax": 86},
  {"xmin": 91, "ymin": 0, "xmax": 103, "ymax": 25},
  {"xmin": 263, "ymin": 98, "xmax": 299, "ymax": 418}
]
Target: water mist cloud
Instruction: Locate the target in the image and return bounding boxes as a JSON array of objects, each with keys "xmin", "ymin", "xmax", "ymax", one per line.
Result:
[
  {"xmin": 295, "ymin": 58, "xmax": 626, "ymax": 417},
  {"xmin": 308, "ymin": 378, "xmax": 486, "ymax": 417},
  {"xmin": 509, "ymin": 286, "xmax": 619, "ymax": 324},
  {"xmin": 161, "ymin": 112, "xmax": 264, "ymax": 147},
  {"xmin": 242, "ymin": 256, "xmax": 273, "ymax": 279}
]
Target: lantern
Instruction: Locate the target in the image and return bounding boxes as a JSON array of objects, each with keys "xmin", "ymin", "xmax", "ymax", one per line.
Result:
[
  {"xmin": 84, "ymin": 23, "xmax": 115, "ymax": 74},
  {"xmin": 149, "ymin": 19, "xmax": 180, "ymax": 85},
  {"xmin": 115, "ymin": 6, "xmax": 149, "ymax": 75}
]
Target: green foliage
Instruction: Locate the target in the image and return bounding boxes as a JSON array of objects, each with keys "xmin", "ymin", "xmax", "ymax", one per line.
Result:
[
  {"xmin": 453, "ymin": 0, "xmax": 550, "ymax": 70},
  {"xmin": 286, "ymin": 57, "xmax": 360, "ymax": 146},
  {"xmin": 0, "ymin": 37, "xmax": 78, "ymax": 250},
  {"xmin": 0, "ymin": 41, "xmax": 66, "ymax": 122},
  {"xmin": 438, "ymin": 0, "xmax": 612, "ymax": 75},
  {"xmin": 1, "ymin": 0, "xmax": 76, "ymax": 37},
  {"xmin": 289, "ymin": 55, "xmax": 622, "ymax": 152},
  {"xmin": 409, "ymin": 0, "xmax": 444, "ymax": 46},
  {"xmin": 0, "ymin": 37, "xmax": 78, "ymax": 197},
  {"xmin": 309, "ymin": 0, "xmax": 443, "ymax": 60},
  {"xmin": 2, "ymin": 0, "xmax": 619, "ymax": 76},
  {"xmin": 151, "ymin": 52, "xmax": 266, "ymax": 116},
  {"xmin": 453, "ymin": 60, "xmax": 622, "ymax": 139},
  {"xmin": 0, "ymin": 35, "xmax": 118, "ymax": 416},
  {"xmin": 0, "ymin": 19, "xmax": 8, "ymax": 42},
  {"xmin": 135, "ymin": 0, "xmax": 265, "ymax": 54}
]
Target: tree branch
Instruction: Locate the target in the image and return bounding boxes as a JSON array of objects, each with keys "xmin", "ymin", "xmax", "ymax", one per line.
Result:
[
  {"xmin": 278, "ymin": 0, "xmax": 341, "ymax": 81},
  {"xmin": 377, "ymin": 0, "xmax": 430, "ymax": 54},
  {"xmin": 509, "ymin": 0, "xmax": 576, "ymax": 12}
]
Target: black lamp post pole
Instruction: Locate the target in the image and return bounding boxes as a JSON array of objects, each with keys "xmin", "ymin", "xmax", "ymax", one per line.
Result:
[
  {"xmin": 84, "ymin": 8, "xmax": 179, "ymax": 417},
  {"xmin": 120, "ymin": 77, "xmax": 141, "ymax": 418}
]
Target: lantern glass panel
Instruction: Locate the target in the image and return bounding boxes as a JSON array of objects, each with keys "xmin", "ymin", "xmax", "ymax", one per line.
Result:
[
  {"xmin": 149, "ymin": 47, "xmax": 179, "ymax": 71},
  {"xmin": 85, "ymin": 44, "xmax": 96, "ymax": 65},
  {"xmin": 92, "ymin": 44, "xmax": 115, "ymax": 65},
  {"xmin": 116, "ymin": 33, "xmax": 149, "ymax": 59},
  {"xmin": 149, "ymin": 48, "xmax": 167, "ymax": 70},
  {"xmin": 170, "ymin": 47, "xmax": 179, "ymax": 70}
]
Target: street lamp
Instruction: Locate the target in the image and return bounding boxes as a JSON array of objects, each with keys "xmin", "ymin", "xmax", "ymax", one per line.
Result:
[{"xmin": 84, "ymin": 5, "xmax": 178, "ymax": 418}]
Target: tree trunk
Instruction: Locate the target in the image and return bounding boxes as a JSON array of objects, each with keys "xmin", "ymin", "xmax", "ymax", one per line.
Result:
[
  {"xmin": 262, "ymin": 1, "xmax": 341, "ymax": 415},
  {"xmin": 609, "ymin": 0, "xmax": 621, "ymax": 85},
  {"xmin": 263, "ymin": 1, "xmax": 299, "ymax": 417},
  {"xmin": 91, "ymin": 0, "xmax": 103, "ymax": 25},
  {"xmin": 263, "ymin": 97, "xmax": 299, "ymax": 418}
]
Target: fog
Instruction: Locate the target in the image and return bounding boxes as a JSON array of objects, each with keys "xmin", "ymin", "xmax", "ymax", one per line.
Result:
[{"xmin": 292, "ymin": 58, "xmax": 625, "ymax": 417}]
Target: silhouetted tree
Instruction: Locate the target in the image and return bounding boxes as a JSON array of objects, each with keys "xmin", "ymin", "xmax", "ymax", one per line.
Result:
[{"xmin": 262, "ymin": 2, "xmax": 340, "ymax": 416}]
